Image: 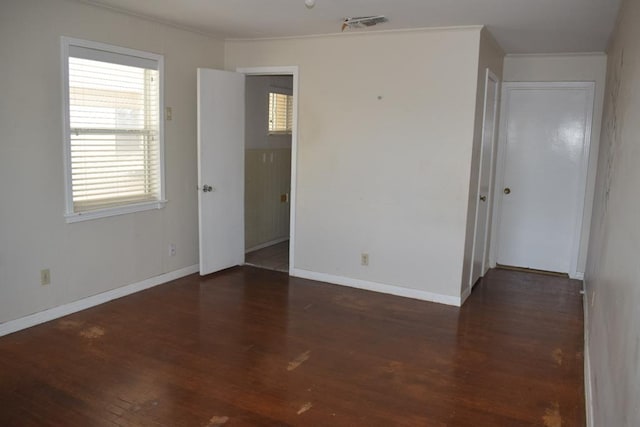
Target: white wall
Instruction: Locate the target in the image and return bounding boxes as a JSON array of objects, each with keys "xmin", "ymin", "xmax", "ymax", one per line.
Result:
[
  {"xmin": 226, "ymin": 27, "xmax": 482, "ymax": 300},
  {"xmin": 502, "ymin": 53, "xmax": 607, "ymax": 275},
  {"xmin": 585, "ymin": 0, "xmax": 640, "ymax": 424},
  {"xmin": 460, "ymin": 28, "xmax": 504, "ymax": 296},
  {"xmin": 0, "ymin": 0, "xmax": 224, "ymax": 324},
  {"xmin": 246, "ymin": 75, "xmax": 292, "ymax": 149}
]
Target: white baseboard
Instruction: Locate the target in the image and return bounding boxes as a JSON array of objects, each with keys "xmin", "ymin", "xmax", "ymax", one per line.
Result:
[
  {"xmin": 245, "ymin": 237, "xmax": 289, "ymax": 253},
  {"xmin": 291, "ymin": 268, "xmax": 461, "ymax": 307},
  {"xmin": 571, "ymin": 271, "xmax": 585, "ymax": 280},
  {"xmin": 0, "ymin": 264, "xmax": 199, "ymax": 337},
  {"xmin": 583, "ymin": 281, "xmax": 594, "ymax": 427}
]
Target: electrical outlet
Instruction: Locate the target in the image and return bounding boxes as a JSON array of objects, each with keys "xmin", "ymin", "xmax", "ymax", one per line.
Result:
[
  {"xmin": 41, "ymin": 269, "xmax": 50, "ymax": 286},
  {"xmin": 361, "ymin": 253, "xmax": 369, "ymax": 266},
  {"xmin": 169, "ymin": 244, "xmax": 176, "ymax": 257},
  {"xmin": 165, "ymin": 107, "xmax": 172, "ymax": 121}
]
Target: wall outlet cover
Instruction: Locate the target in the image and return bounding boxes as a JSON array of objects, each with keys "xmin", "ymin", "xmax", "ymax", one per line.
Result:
[{"xmin": 41, "ymin": 269, "xmax": 51, "ymax": 286}]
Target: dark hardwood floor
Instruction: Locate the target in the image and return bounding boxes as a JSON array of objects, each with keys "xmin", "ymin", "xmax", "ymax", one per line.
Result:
[
  {"xmin": 0, "ymin": 267, "xmax": 584, "ymax": 426},
  {"xmin": 245, "ymin": 241, "xmax": 289, "ymax": 272}
]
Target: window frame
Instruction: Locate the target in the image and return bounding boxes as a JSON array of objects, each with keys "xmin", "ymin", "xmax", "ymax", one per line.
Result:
[
  {"xmin": 268, "ymin": 89, "xmax": 293, "ymax": 135},
  {"xmin": 61, "ymin": 36, "xmax": 166, "ymax": 223}
]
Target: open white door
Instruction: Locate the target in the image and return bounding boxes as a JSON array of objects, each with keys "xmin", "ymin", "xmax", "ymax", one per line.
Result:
[
  {"xmin": 197, "ymin": 68, "xmax": 245, "ymax": 275},
  {"xmin": 470, "ymin": 69, "xmax": 499, "ymax": 288}
]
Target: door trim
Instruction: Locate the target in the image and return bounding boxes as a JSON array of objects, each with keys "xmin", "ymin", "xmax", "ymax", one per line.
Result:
[
  {"xmin": 489, "ymin": 81, "xmax": 595, "ymax": 279},
  {"xmin": 236, "ymin": 66, "xmax": 299, "ymax": 275}
]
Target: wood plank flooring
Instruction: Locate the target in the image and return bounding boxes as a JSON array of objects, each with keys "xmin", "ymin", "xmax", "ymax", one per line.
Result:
[
  {"xmin": 0, "ymin": 267, "xmax": 585, "ymax": 426},
  {"xmin": 245, "ymin": 241, "xmax": 289, "ymax": 272}
]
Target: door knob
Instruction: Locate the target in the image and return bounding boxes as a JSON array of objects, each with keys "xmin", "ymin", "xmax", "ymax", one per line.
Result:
[
  {"xmin": 503, "ymin": 187, "xmax": 511, "ymax": 195},
  {"xmin": 202, "ymin": 185, "xmax": 214, "ymax": 192},
  {"xmin": 479, "ymin": 195, "xmax": 487, "ymax": 202}
]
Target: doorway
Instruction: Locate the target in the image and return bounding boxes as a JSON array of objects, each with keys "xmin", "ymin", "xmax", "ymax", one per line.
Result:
[
  {"xmin": 491, "ymin": 82, "xmax": 595, "ymax": 278},
  {"xmin": 244, "ymin": 74, "xmax": 293, "ymax": 272},
  {"xmin": 197, "ymin": 67, "xmax": 298, "ymax": 277}
]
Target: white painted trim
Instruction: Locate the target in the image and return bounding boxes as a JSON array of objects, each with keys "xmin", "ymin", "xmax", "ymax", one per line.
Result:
[
  {"xmin": 569, "ymin": 83, "xmax": 595, "ymax": 279},
  {"xmin": 0, "ymin": 265, "xmax": 199, "ymax": 337},
  {"xmin": 571, "ymin": 271, "xmax": 585, "ymax": 280},
  {"xmin": 61, "ymin": 37, "xmax": 72, "ymax": 217},
  {"xmin": 61, "ymin": 36, "xmax": 166, "ymax": 222},
  {"xmin": 79, "ymin": 0, "xmax": 480, "ymax": 43},
  {"xmin": 237, "ymin": 66, "xmax": 299, "ymax": 276},
  {"xmin": 245, "ymin": 237, "xmax": 289, "ymax": 254},
  {"xmin": 65, "ymin": 200, "xmax": 167, "ymax": 223},
  {"xmin": 583, "ymin": 281, "xmax": 594, "ymax": 427},
  {"xmin": 505, "ymin": 52, "xmax": 606, "ymax": 59},
  {"xmin": 292, "ymin": 268, "xmax": 461, "ymax": 307},
  {"xmin": 226, "ymin": 25, "xmax": 483, "ymax": 42},
  {"xmin": 489, "ymin": 82, "xmax": 596, "ymax": 278}
]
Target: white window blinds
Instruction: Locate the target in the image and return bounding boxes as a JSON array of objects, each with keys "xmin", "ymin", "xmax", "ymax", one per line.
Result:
[
  {"xmin": 63, "ymin": 38, "xmax": 164, "ymax": 220},
  {"xmin": 268, "ymin": 92, "xmax": 293, "ymax": 134}
]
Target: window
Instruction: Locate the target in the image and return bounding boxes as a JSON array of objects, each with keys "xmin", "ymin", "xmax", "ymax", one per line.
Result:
[
  {"xmin": 62, "ymin": 37, "xmax": 165, "ymax": 222},
  {"xmin": 268, "ymin": 91, "xmax": 293, "ymax": 134}
]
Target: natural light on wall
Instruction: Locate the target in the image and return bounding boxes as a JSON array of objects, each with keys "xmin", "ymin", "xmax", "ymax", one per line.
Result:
[
  {"xmin": 62, "ymin": 37, "xmax": 165, "ymax": 222},
  {"xmin": 268, "ymin": 92, "xmax": 293, "ymax": 134}
]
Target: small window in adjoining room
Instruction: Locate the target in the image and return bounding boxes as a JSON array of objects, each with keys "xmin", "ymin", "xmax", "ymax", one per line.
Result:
[
  {"xmin": 61, "ymin": 37, "xmax": 165, "ymax": 223},
  {"xmin": 268, "ymin": 92, "xmax": 293, "ymax": 134}
]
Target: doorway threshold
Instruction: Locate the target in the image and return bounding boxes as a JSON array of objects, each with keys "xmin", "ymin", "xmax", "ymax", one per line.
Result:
[
  {"xmin": 245, "ymin": 240, "xmax": 289, "ymax": 273},
  {"xmin": 495, "ymin": 264, "xmax": 569, "ymax": 278},
  {"xmin": 244, "ymin": 262, "xmax": 288, "ymax": 273}
]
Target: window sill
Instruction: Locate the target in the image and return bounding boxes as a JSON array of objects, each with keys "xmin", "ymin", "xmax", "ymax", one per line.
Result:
[{"xmin": 65, "ymin": 200, "xmax": 167, "ymax": 223}]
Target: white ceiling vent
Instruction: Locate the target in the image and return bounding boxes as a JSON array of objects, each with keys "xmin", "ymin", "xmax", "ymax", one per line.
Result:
[{"xmin": 341, "ymin": 16, "xmax": 389, "ymax": 31}]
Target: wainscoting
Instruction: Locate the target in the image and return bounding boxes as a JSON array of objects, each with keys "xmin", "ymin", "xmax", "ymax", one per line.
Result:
[{"xmin": 245, "ymin": 148, "xmax": 291, "ymax": 251}]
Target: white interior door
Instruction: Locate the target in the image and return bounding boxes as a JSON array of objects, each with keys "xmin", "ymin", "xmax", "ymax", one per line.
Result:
[
  {"xmin": 470, "ymin": 69, "xmax": 499, "ymax": 288},
  {"xmin": 197, "ymin": 68, "xmax": 245, "ymax": 275},
  {"xmin": 495, "ymin": 82, "xmax": 594, "ymax": 275}
]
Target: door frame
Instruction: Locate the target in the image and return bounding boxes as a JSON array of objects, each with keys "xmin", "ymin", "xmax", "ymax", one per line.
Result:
[
  {"xmin": 469, "ymin": 68, "xmax": 500, "ymax": 291},
  {"xmin": 237, "ymin": 66, "xmax": 299, "ymax": 275},
  {"xmin": 488, "ymin": 81, "xmax": 595, "ymax": 279}
]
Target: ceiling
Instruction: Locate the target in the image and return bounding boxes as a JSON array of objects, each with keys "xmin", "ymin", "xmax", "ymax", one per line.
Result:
[{"xmin": 83, "ymin": 0, "xmax": 620, "ymax": 54}]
